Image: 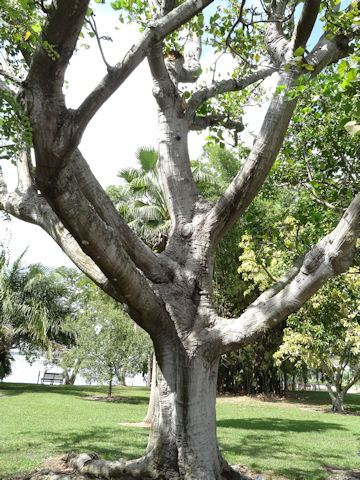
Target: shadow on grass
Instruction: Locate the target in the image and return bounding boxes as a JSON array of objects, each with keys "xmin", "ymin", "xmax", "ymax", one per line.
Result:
[
  {"xmin": 18, "ymin": 425, "xmax": 149, "ymax": 461},
  {"xmin": 217, "ymin": 416, "xmax": 347, "ymax": 433},
  {"xmin": 282, "ymin": 391, "xmax": 360, "ymax": 410},
  {"xmin": 81, "ymin": 395, "xmax": 149, "ymax": 405},
  {"xmin": 218, "ymin": 417, "xmax": 351, "ymax": 480}
]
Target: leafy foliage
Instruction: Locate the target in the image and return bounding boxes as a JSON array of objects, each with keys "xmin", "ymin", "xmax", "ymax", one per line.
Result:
[
  {"xmin": 274, "ymin": 273, "xmax": 360, "ymax": 410},
  {"xmin": 54, "ymin": 275, "xmax": 152, "ymax": 392}
]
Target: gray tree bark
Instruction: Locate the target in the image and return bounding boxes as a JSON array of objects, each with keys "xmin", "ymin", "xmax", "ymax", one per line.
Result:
[{"xmin": 1, "ymin": 1, "xmax": 359, "ymax": 479}]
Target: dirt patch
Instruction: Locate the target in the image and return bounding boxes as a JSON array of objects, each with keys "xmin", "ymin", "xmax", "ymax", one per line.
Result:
[
  {"xmin": 324, "ymin": 465, "xmax": 360, "ymax": 480},
  {"xmin": 234, "ymin": 463, "xmax": 292, "ymax": 479},
  {"xmin": 82, "ymin": 395, "xmax": 123, "ymax": 402},
  {"xmin": 4, "ymin": 455, "xmax": 76, "ymax": 479},
  {"xmin": 300, "ymin": 407, "xmax": 360, "ymax": 416},
  {"xmin": 117, "ymin": 421, "xmax": 150, "ymax": 427}
]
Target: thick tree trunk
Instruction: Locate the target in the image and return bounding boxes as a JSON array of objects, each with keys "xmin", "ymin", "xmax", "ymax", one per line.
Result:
[
  {"xmin": 68, "ymin": 337, "xmax": 247, "ymax": 480},
  {"xmin": 146, "ymin": 344, "xmax": 223, "ymax": 479}
]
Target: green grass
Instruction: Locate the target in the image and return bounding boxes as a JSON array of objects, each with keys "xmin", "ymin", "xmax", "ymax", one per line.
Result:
[{"xmin": 0, "ymin": 383, "xmax": 359, "ymax": 479}]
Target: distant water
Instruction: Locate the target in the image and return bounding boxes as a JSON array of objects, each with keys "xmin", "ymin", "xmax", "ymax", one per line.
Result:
[{"xmin": 5, "ymin": 350, "xmax": 145, "ymax": 386}]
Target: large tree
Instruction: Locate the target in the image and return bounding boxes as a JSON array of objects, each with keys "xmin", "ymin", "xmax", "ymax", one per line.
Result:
[{"xmin": 0, "ymin": 1, "xmax": 360, "ymax": 479}]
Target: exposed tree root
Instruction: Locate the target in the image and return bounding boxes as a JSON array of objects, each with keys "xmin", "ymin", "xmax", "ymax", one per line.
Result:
[{"xmin": 27, "ymin": 453, "xmax": 256, "ymax": 480}]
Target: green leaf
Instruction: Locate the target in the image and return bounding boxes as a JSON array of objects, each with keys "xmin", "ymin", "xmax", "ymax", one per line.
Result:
[
  {"xmin": 344, "ymin": 120, "xmax": 360, "ymax": 135},
  {"xmin": 276, "ymin": 85, "xmax": 286, "ymax": 94},
  {"xmin": 31, "ymin": 23, "xmax": 42, "ymax": 33},
  {"xmin": 293, "ymin": 46, "xmax": 305, "ymax": 57}
]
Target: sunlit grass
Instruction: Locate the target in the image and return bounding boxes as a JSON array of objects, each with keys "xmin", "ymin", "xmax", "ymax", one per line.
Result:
[{"xmin": 0, "ymin": 383, "xmax": 359, "ymax": 479}]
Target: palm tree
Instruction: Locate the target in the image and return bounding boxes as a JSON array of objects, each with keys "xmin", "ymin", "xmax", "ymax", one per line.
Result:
[
  {"xmin": 107, "ymin": 147, "xmax": 169, "ymax": 251},
  {"xmin": 107, "ymin": 147, "xmax": 216, "ymax": 251},
  {"xmin": 0, "ymin": 253, "xmax": 75, "ymax": 378}
]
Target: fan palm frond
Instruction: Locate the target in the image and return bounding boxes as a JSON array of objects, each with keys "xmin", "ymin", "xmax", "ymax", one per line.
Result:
[{"xmin": 136, "ymin": 146, "xmax": 158, "ymax": 173}]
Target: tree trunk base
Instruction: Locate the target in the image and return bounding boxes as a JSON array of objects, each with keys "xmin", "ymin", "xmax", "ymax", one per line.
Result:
[{"xmin": 28, "ymin": 453, "xmax": 256, "ymax": 480}]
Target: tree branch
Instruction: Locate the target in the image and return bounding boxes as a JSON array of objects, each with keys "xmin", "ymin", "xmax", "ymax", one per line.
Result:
[
  {"xmin": 189, "ymin": 114, "xmax": 244, "ymax": 132},
  {"xmin": 292, "ymin": 0, "xmax": 321, "ymax": 51},
  {"xmin": 264, "ymin": 1, "xmax": 290, "ymax": 66},
  {"xmin": 39, "ymin": 148, "xmax": 171, "ymax": 284},
  {"xmin": 27, "ymin": 0, "xmax": 91, "ymax": 93},
  {"xmin": 205, "ymin": 71, "xmax": 298, "ymax": 248},
  {"xmin": 0, "ymin": 151, "xmax": 168, "ymax": 336},
  {"xmin": 73, "ymin": 0, "xmax": 214, "ymax": 144},
  {"xmin": 185, "ymin": 66, "xmax": 275, "ymax": 120},
  {"xmin": 86, "ymin": 13, "xmax": 112, "ymax": 70},
  {"xmin": 0, "ymin": 79, "xmax": 16, "ymax": 96},
  {"xmin": 204, "ymin": 15, "xmax": 356, "ymax": 249},
  {"xmin": 0, "ymin": 57, "xmax": 24, "ymax": 86},
  {"xmin": 206, "ymin": 193, "xmax": 360, "ymax": 355}
]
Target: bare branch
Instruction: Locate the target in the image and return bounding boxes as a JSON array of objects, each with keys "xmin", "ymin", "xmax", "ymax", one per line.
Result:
[
  {"xmin": 185, "ymin": 66, "xmax": 275, "ymax": 120},
  {"xmin": 73, "ymin": 0, "xmax": 214, "ymax": 143},
  {"xmin": 306, "ymin": 33, "xmax": 353, "ymax": 75},
  {"xmin": 292, "ymin": 0, "xmax": 321, "ymax": 51},
  {"xmin": 149, "ymin": 43, "xmax": 178, "ymax": 97},
  {"xmin": 86, "ymin": 13, "xmax": 112, "ymax": 70},
  {"xmin": 48, "ymin": 148, "xmax": 171, "ymax": 284},
  {"xmin": 205, "ymin": 71, "xmax": 298, "ymax": 248},
  {"xmin": 190, "ymin": 114, "xmax": 244, "ymax": 132}
]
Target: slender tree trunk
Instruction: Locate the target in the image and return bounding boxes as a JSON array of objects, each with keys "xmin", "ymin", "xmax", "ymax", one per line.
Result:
[
  {"xmin": 283, "ymin": 370, "xmax": 288, "ymax": 392},
  {"xmin": 108, "ymin": 372, "xmax": 113, "ymax": 398},
  {"xmin": 325, "ymin": 383, "xmax": 345, "ymax": 413},
  {"xmin": 146, "ymin": 353, "xmax": 153, "ymax": 388},
  {"xmin": 331, "ymin": 391, "xmax": 345, "ymax": 413},
  {"xmin": 144, "ymin": 353, "xmax": 157, "ymax": 423},
  {"xmin": 119, "ymin": 369, "xmax": 126, "ymax": 386}
]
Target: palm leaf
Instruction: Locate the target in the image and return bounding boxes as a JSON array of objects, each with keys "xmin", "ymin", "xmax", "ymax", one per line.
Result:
[{"xmin": 136, "ymin": 146, "xmax": 158, "ymax": 173}]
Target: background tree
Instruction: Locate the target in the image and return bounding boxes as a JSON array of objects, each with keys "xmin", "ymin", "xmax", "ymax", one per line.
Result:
[
  {"xmin": 0, "ymin": 1, "xmax": 359, "ymax": 479},
  {"xmin": 274, "ymin": 274, "xmax": 360, "ymax": 412},
  {"xmin": 54, "ymin": 275, "xmax": 152, "ymax": 392},
  {"xmin": 107, "ymin": 147, "xmax": 170, "ymax": 252},
  {"xmin": 0, "ymin": 253, "xmax": 75, "ymax": 378}
]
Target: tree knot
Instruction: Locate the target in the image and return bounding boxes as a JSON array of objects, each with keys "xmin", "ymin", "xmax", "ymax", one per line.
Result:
[{"xmin": 301, "ymin": 245, "xmax": 325, "ymax": 275}]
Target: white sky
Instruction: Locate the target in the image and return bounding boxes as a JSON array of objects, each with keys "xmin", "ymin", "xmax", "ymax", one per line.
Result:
[{"xmin": 0, "ymin": 3, "xmax": 274, "ymax": 269}]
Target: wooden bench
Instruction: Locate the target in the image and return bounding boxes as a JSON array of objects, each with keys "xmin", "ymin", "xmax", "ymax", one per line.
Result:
[{"xmin": 41, "ymin": 371, "xmax": 64, "ymax": 385}]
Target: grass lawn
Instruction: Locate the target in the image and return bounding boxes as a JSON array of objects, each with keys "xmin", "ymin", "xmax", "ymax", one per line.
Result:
[{"xmin": 0, "ymin": 383, "xmax": 359, "ymax": 480}]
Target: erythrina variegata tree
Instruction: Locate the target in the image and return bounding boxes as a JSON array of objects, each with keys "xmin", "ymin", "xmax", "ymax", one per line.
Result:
[{"xmin": 0, "ymin": 1, "xmax": 360, "ymax": 479}]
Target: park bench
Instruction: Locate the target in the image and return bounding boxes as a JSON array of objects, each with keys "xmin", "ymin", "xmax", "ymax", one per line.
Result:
[{"xmin": 41, "ymin": 371, "xmax": 64, "ymax": 385}]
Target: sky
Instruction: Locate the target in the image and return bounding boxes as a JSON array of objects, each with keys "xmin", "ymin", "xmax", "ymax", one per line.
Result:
[{"xmin": 0, "ymin": 0, "xmax": 341, "ymax": 269}]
